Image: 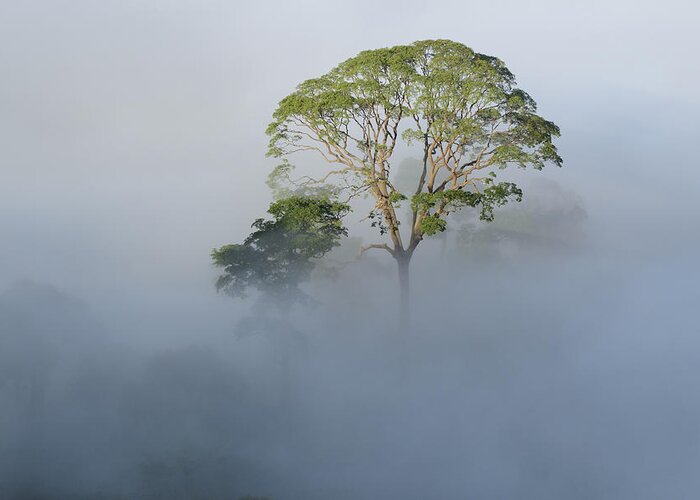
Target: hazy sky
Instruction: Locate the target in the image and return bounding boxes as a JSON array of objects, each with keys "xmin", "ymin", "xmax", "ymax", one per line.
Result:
[{"xmin": 1, "ymin": 0, "xmax": 698, "ymax": 296}]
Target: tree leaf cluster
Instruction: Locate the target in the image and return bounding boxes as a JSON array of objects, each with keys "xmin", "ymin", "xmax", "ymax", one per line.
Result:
[
  {"xmin": 211, "ymin": 197, "xmax": 350, "ymax": 299},
  {"xmin": 411, "ymin": 182, "xmax": 522, "ymax": 235}
]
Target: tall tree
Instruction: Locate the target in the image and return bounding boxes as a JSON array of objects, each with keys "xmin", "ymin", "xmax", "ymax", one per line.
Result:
[{"xmin": 265, "ymin": 39, "xmax": 562, "ymax": 324}]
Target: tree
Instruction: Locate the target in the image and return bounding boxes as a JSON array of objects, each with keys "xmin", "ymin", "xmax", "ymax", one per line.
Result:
[
  {"xmin": 212, "ymin": 196, "xmax": 349, "ymax": 303},
  {"xmin": 265, "ymin": 39, "xmax": 562, "ymax": 325}
]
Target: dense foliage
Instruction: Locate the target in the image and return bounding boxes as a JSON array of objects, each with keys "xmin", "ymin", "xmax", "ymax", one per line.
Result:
[
  {"xmin": 266, "ymin": 39, "xmax": 561, "ymax": 257},
  {"xmin": 212, "ymin": 197, "xmax": 349, "ymax": 299}
]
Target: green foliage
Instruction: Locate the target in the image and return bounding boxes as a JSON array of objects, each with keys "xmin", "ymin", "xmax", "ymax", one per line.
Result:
[
  {"xmin": 419, "ymin": 214, "xmax": 447, "ymax": 235},
  {"xmin": 266, "ymin": 159, "xmax": 295, "ymax": 198},
  {"xmin": 266, "ymin": 159, "xmax": 340, "ymax": 200},
  {"xmin": 267, "ymin": 39, "xmax": 561, "ymax": 169},
  {"xmin": 367, "ymin": 209, "xmax": 390, "ymax": 235},
  {"xmin": 388, "ymin": 191, "xmax": 407, "ymax": 204},
  {"xmin": 411, "ymin": 182, "xmax": 522, "ymax": 234},
  {"xmin": 212, "ymin": 197, "xmax": 350, "ymax": 300},
  {"xmin": 264, "ymin": 39, "xmax": 561, "ymax": 248}
]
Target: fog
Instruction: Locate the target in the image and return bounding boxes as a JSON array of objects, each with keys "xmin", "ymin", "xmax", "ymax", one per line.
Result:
[{"xmin": 1, "ymin": 0, "xmax": 700, "ymax": 498}]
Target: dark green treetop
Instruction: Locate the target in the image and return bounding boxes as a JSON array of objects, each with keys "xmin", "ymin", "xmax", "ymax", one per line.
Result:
[{"xmin": 212, "ymin": 196, "xmax": 350, "ymax": 300}]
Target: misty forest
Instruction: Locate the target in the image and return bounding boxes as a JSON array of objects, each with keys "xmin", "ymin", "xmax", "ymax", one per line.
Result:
[{"xmin": 2, "ymin": 2, "xmax": 700, "ymax": 500}]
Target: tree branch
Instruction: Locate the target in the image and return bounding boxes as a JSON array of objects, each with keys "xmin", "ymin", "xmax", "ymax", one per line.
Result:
[{"xmin": 359, "ymin": 243, "xmax": 394, "ymax": 257}]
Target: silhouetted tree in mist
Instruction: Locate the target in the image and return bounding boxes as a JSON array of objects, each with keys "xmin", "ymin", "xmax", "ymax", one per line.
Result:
[{"xmin": 212, "ymin": 196, "xmax": 349, "ymax": 305}]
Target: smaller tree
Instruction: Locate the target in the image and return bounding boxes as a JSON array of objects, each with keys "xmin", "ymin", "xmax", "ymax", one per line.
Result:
[{"xmin": 211, "ymin": 196, "xmax": 350, "ymax": 303}]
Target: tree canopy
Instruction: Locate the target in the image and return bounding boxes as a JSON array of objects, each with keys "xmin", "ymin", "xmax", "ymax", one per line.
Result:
[
  {"xmin": 212, "ymin": 197, "xmax": 349, "ymax": 301},
  {"xmin": 266, "ymin": 39, "xmax": 561, "ymax": 262}
]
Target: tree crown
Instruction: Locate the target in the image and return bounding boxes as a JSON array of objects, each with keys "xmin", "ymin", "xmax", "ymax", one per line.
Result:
[
  {"xmin": 212, "ymin": 196, "xmax": 350, "ymax": 299},
  {"xmin": 266, "ymin": 40, "xmax": 561, "ymax": 252}
]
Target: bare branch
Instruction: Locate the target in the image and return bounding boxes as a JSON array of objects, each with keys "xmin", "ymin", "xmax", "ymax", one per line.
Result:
[{"xmin": 359, "ymin": 243, "xmax": 394, "ymax": 257}]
